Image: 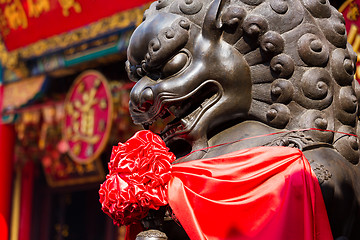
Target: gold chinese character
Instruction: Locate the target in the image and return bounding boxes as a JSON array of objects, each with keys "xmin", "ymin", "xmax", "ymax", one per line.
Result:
[
  {"xmin": 348, "ymin": 3, "xmax": 360, "ymax": 21},
  {"xmin": 4, "ymin": 0, "xmax": 28, "ymax": 29},
  {"xmin": 99, "ymin": 99, "xmax": 107, "ymax": 109},
  {"xmin": 75, "ymin": 163, "xmax": 84, "ymax": 175},
  {"xmin": 72, "ymin": 143, "xmax": 81, "ymax": 155},
  {"xmin": 70, "ymin": 87, "xmax": 100, "ymax": 144},
  {"xmin": 0, "ymin": 9, "xmax": 10, "ymax": 36},
  {"xmin": 84, "ymin": 162, "xmax": 95, "ymax": 172},
  {"xmin": 58, "ymin": 0, "xmax": 81, "ymax": 17},
  {"xmin": 0, "ymin": 0, "xmax": 12, "ymax": 4},
  {"xmin": 27, "ymin": 0, "xmax": 50, "ymax": 18},
  {"xmin": 80, "ymin": 108, "xmax": 95, "ymax": 136}
]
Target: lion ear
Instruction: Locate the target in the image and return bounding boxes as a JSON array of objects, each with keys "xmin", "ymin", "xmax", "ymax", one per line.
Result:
[{"xmin": 202, "ymin": 0, "xmax": 228, "ymax": 40}]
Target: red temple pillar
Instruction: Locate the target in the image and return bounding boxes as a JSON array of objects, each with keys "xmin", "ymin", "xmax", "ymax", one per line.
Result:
[
  {"xmin": 0, "ymin": 124, "xmax": 15, "ymax": 240},
  {"xmin": 0, "ymin": 65, "xmax": 16, "ymax": 240}
]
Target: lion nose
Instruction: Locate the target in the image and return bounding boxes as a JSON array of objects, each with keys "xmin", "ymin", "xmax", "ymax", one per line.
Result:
[
  {"xmin": 139, "ymin": 88, "xmax": 154, "ymax": 111},
  {"xmin": 129, "ymin": 77, "xmax": 156, "ymax": 112}
]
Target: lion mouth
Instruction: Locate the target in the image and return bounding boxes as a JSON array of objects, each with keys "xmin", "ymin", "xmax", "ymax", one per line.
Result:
[{"xmin": 135, "ymin": 80, "xmax": 222, "ymax": 142}]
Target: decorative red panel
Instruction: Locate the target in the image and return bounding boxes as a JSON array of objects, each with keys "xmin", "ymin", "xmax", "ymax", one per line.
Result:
[{"xmin": 0, "ymin": 0, "xmax": 151, "ymax": 51}]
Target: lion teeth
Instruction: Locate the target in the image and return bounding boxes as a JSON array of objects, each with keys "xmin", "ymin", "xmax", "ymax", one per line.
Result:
[
  {"xmin": 181, "ymin": 119, "xmax": 188, "ymax": 126},
  {"xmin": 184, "ymin": 107, "xmax": 201, "ymax": 121}
]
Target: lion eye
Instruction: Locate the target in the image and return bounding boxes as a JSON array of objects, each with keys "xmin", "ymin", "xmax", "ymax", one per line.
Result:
[{"xmin": 161, "ymin": 52, "xmax": 188, "ymax": 78}]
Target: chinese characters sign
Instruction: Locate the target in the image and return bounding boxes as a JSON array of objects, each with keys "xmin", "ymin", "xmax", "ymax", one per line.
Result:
[
  {"xmin": 42, "ymin": 153, "xmax": 105, "ymax": 188},
  {"xmin": 64, "ymin": 70, "xmax": 113, "ymax": 163},
  {"xmin": 0, "ymin": 0, "xmax": 151, "ymax": 51}
]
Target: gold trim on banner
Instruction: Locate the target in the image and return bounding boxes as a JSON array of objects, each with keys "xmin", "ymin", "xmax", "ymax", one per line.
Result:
[
  {"xmin": 0, "ymin": 3, "xmax": 150, "ymax": 69},
  {"xmin": 0, "ymin": 41, "xmax": 18, "ymax": 69}
]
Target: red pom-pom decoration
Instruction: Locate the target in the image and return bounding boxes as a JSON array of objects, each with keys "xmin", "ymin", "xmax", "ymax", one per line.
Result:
[{"xmin": 99, "ymin": 130, "xmax": 175, "ymax": 226}]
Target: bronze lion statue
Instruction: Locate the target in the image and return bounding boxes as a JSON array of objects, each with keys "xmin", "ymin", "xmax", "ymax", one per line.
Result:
[{"xmin": 126, "ymin": 0, "xmax": 360, "ymax": 239}]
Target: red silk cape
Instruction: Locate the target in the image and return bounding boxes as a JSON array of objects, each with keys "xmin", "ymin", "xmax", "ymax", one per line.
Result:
[{"xmin": 167, "ymin": 146, "xmax": 333, "ymax": 240}]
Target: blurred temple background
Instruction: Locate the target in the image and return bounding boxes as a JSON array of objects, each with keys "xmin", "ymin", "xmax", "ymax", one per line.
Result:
[{"xmin": 0, "ymin": 0, "xmax": 358, "ymax": 239}]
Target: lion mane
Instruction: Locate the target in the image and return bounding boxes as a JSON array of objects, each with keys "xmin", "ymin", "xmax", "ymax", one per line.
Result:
[{"xmin": 134, "ymin": 0, "xmax": 360, "ymax": 165}]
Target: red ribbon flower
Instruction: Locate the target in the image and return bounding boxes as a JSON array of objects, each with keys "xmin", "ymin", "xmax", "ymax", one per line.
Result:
[{"xmin": 99, "ymin": 130, "xmax": 175, "ymax": 226}]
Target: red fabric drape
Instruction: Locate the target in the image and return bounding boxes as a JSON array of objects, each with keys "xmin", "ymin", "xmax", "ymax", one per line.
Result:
[{"xmin": 168, "ymin": 146, "xmax": 332, "ymax": 240}]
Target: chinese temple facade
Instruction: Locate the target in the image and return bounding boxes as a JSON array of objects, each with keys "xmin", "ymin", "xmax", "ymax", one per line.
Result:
[
  {"xmin": 0, "ymin": 0, "xmax": 358, "ymax": 240},
  {"xmin": 0, "ymin": 1, "xmax": 151, "ymax": 239}
]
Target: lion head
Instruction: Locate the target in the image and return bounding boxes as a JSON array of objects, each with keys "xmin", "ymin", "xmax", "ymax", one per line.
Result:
[{"xmin": 126, "ymin": 0, "xmax": 360, "ymax": 164}]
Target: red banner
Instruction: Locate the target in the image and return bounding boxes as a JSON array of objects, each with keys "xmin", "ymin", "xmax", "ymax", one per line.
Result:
[{"xmin": 0, "ymin": 0, "xmax": 151, "ymax": 51}]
